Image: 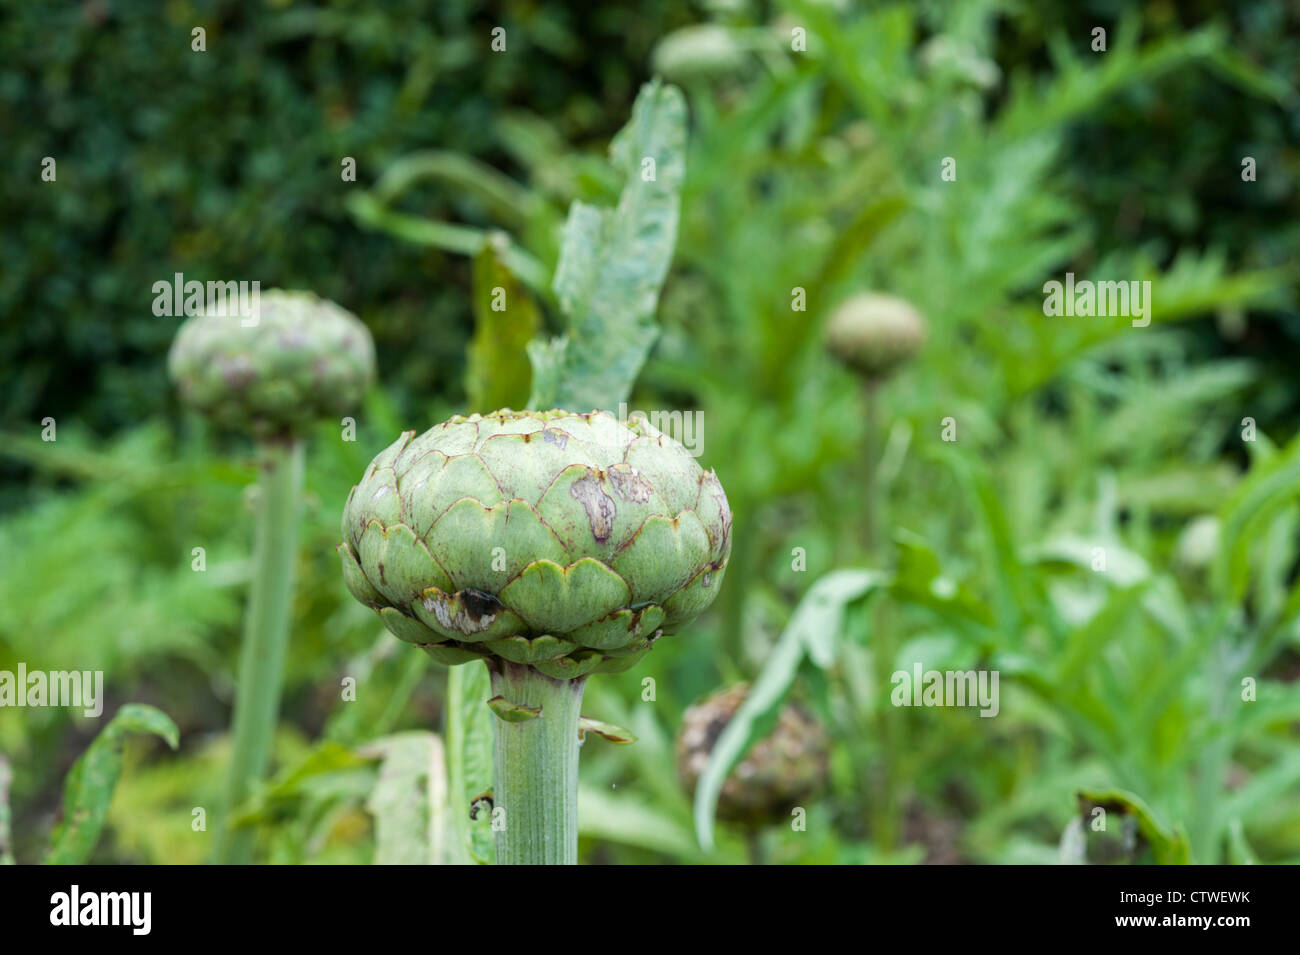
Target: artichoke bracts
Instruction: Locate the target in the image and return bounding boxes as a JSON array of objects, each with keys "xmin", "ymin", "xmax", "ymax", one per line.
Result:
[
  {"xmin": 678, "ymin": 684, "xmax": 830, "ymax": 826},
  {"xmin": 168, "ymin": 289, "xmax": 375, "ymax": 440},
  {"xmin": 825, "ymin": 292, "xmax": 927, "ymax": 383},
  {"xmin": 339, "ymin": 409, "xmax": 733, "ymax": 679}
]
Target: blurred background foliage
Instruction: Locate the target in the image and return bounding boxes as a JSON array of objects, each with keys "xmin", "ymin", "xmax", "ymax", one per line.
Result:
[{"xmin": 1, "ymin": 0, "xmax": 1298, "ymax": 864}]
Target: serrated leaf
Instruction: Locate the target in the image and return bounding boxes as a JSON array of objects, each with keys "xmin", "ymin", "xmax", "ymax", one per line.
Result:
[
  {"xmin": 467, "ymin": 234, "xmax": 540, "ymax": 413},
  {"xmin": 445, "ymin": 661, "xmax": 495, "ymax": 864},
  {"xmin": 45, "ymin": 704, "xmax": 179, "ymax": 865},
  {"xmin": 528, "ymin": 80, "xmax": 687, "ymax": 412}
]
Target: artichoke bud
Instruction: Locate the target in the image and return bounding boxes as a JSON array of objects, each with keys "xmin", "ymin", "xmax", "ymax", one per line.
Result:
[
  {"xmin": 168, "ymin": 289, "xmax": 376, "ymax": 440},
  {"xmin": 338, "ymin": 409, "xmax": 733, "ymax": 680},
  {"xmin": 677, "ymin": 684, "xmax": 830, "ymax": 825},
  {"xmin": 825, "ymin": 292, "xmax": 927, "ymax": 382},
  {"xmin": 652, "ymin": 25, "xmax": 746, "ymax": 83}
]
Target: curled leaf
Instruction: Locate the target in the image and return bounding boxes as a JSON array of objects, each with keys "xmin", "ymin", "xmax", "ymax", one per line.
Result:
[
  {"xmin": 579, "ymin": 717, "xmax": 638, "ymax": 744},
  {"xmin": 487, "ymin": 695, "xmax": 543, "ymax": 723}
]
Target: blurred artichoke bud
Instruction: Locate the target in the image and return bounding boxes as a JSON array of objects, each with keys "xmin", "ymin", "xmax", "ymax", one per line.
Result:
[
  {"xmin": 338, "ymin": 409, "xmax": 732, "ymax": 679},
  {"xmin": 168, "ymin": 289, "xmax": 375, "ymax": 440},
  {"xmin": 825, "ymin": 292, "xmax": 927, "ymax": 381},
  {"xmin": 652, "ymin": 25, "xmax": 746, "ymax": 83},
  {"xmin": 677, "ymin": 684, "xmax": 829, "ymax": 825},
  {"xmin": 1175, "ymin": 515, "xmax": 1220, "ymax": 572}
]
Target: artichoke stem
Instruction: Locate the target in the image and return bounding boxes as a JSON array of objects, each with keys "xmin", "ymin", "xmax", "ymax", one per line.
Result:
[
  {"xmin": 862, "ymin": 380, "xmax": 879, "ymax": 554},
  {"xmin": 489, "ymin": 662, "xmax": 586, "ymax": 865},
  {"xmin": 216, "ymin": 438, "xmax": 305, "ymax": 864}
]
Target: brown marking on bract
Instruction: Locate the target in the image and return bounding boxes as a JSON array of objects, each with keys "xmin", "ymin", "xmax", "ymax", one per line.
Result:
[
  {"xmin": 423, "ymin": 588, "xmax": 502, "ymax": 634},
  {"xmin": 570, "ymin": 473, "xmax": 617, "ymax": 543},
  {"xmin": 460, "ymin": 588, "xmax": 503, "ymax": 620},
  {"xmin": 609, "ymin": 466, "xmax": 653, "ymax": 503}
]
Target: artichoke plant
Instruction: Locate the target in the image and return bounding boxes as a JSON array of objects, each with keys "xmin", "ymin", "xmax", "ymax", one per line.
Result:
[
  {"xmin": 824, "ymin": 292, "xmax": 927, "ymax": 552},
  {"xmin": 677, "ymin": 684, "xmax": 830, "ymax": 830},
  {"xmin": 339, "ymin": 408, "xmax": 732, "ymax": 863},
  {"xmin": 170, "ymin": 289, "xmax": 375, "ymax": 864}
]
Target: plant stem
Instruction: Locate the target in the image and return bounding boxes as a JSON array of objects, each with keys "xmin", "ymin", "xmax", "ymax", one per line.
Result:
[
  {"xmin": 719, "ymin": 510, "xmax": 751, "ymax": 672},
  {"xmin": 862, "ymin": 379, "xmax": 879, "ymax": 555},
  {"xmin": 215, "ymin": 438, "xmax": 304, "ymax": 864},
  {"xmin": 489, "ymin": 662, "xmax": 586, "ymax": 865}
]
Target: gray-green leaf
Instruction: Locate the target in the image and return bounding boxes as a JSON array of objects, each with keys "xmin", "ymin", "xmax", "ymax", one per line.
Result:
[
  {"xmin": 528, "ymin": 80, "xmax": 687, "ymax": 412},
  {"xmin": 445, "ymin": 661, "xmax": 496, "ymax": 864},
  {"xmin": 362, "ymin": 731, "xmax": 445, "ymax": 866}
]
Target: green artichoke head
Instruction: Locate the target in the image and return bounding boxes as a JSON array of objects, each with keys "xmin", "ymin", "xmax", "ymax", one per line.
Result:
[
  {"xmin": 338, "ymin": 409, "xmax": 732, "ymax": 680},
  {"xmin": 825, "ymin": 292, "xmax": 927, "ymax": 381},
  {"xmin": 168, "ymin": 289, "xmax": 375, "ymax": 440},
  {"xmin": 677, "ymin": 684, "xmax": 830, "ymax": 825}
]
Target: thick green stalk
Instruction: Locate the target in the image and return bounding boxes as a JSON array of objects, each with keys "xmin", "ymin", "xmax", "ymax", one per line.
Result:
[
  {"xmin": 489, "ymin": 662, "xmax": 586, "ymax": 865},
  {"xmin": 216, "ymin": 438, "xmax": 304, "ymax": 864}
]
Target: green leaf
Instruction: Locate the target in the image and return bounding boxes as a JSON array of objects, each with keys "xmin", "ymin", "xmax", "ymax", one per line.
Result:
[
  {"xmin": 1226, "ymin": 819, "xmax": 1259, "ymax": 865},
  {"xmin": 1214, "ymin": 748, "xmax": 1300, "ymax": 839},
  {"xmin": 580, "ymin": 786, "xmax": 711, "ymax": 862},
  {"xmin": 1077, "ymin": 787, "xmax": 1191, "ymax": 865},
  {"xmin": 578, "ymin": 717, "xmax": 637, "ymax": 744},
  {"xmin": 889, "ymin": 530, "xmax": 995, "ymax": 639},
  {"xmin": 1214, "ymin": 432, "xmax": 1300, "ymax": 602},
  {"xmin": 346, "ymin": 192, "xmax": 551, "ymax": 297},
  {"xmin": 229, "ymin": 741, "xmax": 371, "ymax": 828},
  {"xmin": 693, "ymin": 569, "xmax": 880, "ymax": 851},
  {"xmin": 795, "ymin": 569, "xmax": 887, "ymax": 669},
  {"xmin": 487, "ymin": 695, "xmax": 542, "ymax": 722},
  {"xmin": 467, "ymin": 233, "xmax": 541, "ymax": 413},
  {"xmin": 45, "ymin": 704, "xmax": 179, "ymax": 865},
  {"xmin": 0, "ymin": 755, "xmax": 13, "ymax": 865},
  {"xmin": 528, "ymin": 80, "xmax": 687, "ymax": 412},
  {"xmin": 445, "ymin": 661, "xmax": 495, "ymax": 864},
  {"xmin": 362, "ymin": 732, "xmax": 444, "ymax": 866},
  {"xmin": 369, "ymin": 150, "xmax": 540, "ymax": 227}
]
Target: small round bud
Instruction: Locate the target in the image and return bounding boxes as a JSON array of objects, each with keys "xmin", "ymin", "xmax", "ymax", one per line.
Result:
[
  {"xmin": 168, "ymin": 289, "xmax": 375, "ymax": 440},
  {"xmin": 652, "ymin": 25, "xmax": 746, "ymax": 83},
  {"xmin": 825, "ymin": 292, "xmax": 927, "ymax": 381}
]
